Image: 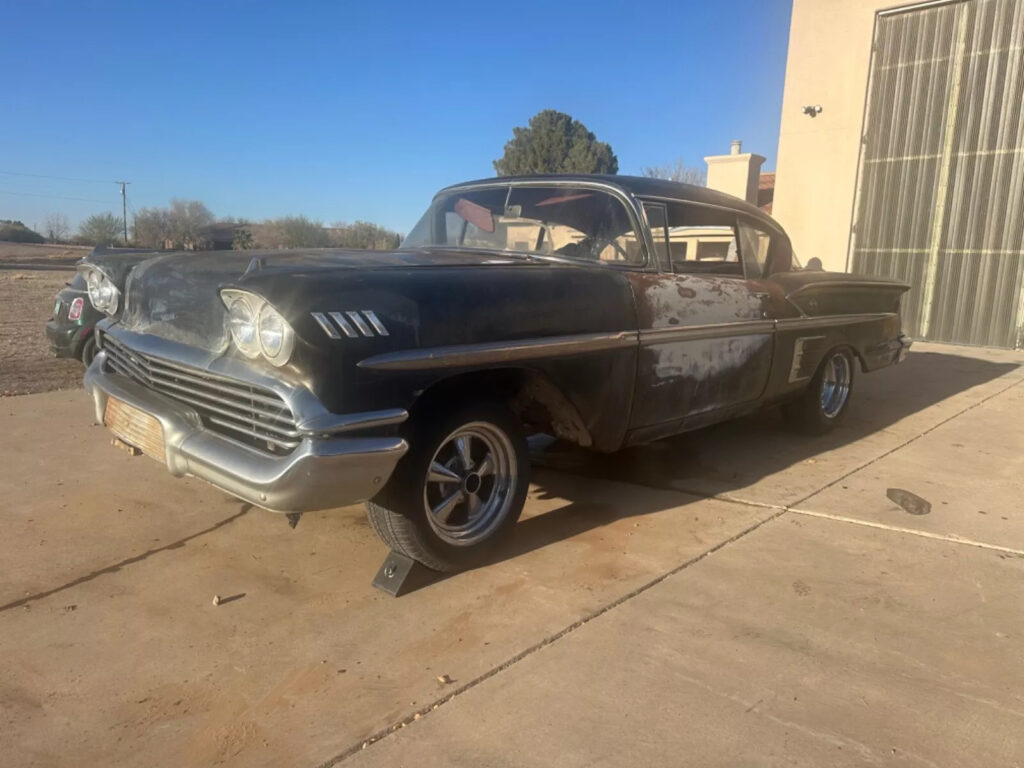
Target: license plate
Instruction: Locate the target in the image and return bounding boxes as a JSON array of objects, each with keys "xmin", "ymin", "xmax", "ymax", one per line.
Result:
[{"xmin": 104, "ymin": 397, "xmax": 166, "ymax": 463}]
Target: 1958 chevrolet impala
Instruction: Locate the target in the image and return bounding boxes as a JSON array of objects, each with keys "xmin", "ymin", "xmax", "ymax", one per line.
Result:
[{"xmin": 79, "ymin": 175, "xmax": 911, "ymax": 571}]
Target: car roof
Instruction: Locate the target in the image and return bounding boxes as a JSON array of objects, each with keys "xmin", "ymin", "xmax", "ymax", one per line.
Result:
[{"xmin": 439, "ymin": 174, "xmax": 783, "ymax": 234}]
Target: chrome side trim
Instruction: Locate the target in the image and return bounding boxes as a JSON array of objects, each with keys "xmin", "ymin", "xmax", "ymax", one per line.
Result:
[
  {"xmin": 311, "ymin": 312, "xmax": 340, "ymax": 339},
  {"xmin": 640, "ymin": 320, "xmax": 774, "ymax": 345},
  {"xmin": 359, "ymin": 313, "xmax": 897, "ymax": 371},
  {"xmin": 788, "ymin": 336, "xmax": 826, "ymax": 383},
  {"xmin": 295, "ymin": 408, "xmax": 408, "ymax": 436},
  {"xmin": 358, "ymin": 330, "xmax": 639, "ymax": 371},
  {"xmin": 785, "ymin": 281, "xmax": 911, "ymax": 300},
  {"xmin": 328, "ymin": 312, "xmax": 359, "ymax": 338},
  {"xmin": 776, "ymin": 312, "xmax": 898, "ymax": 330}
]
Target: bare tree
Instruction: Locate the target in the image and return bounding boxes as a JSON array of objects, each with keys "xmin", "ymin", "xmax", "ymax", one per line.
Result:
[
  {"xmin": 77, "ymin": 213, "xmax": 123, "ymax": 246},
  {"xmin": 133, "ymin": 206, "xmax": 172, "ymax": 248},
  {"xmin": 42, "ymin": 212, "xmax": 70, "ymax": 243},
  {"xmin": 167, "ymin": 199, "xmax": 214, "ymax": 249},
  {"xmin": 329, "ymin": 220, "xmax": 402, "ymax": 249},
  {"xmin": 256, "ymin": 216, "xmax": 330, "ymax": 248},
  {"xmin": 641, "ymin": 159, "xmax": 706, "ymax": 186},
  {"xmin": 132, "ymin": 200, "xmax": 214, "ymax": 249}
]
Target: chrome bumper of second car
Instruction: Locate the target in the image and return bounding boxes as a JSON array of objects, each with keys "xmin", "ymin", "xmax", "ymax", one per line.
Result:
[{"xmin": 84, "ymin": 353, "xmax": 408, "ymax": 513}]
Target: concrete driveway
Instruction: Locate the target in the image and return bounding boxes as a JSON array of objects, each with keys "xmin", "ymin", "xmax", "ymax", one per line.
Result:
[{"xmin": 2, "ymin": 342, "xmax": 1022, "ymax": 767}]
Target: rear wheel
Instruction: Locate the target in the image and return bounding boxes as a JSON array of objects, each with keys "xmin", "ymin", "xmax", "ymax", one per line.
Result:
[
  {"xmin": 782, "ymin": 347, "xmax": 855, "ymax": 435},
  {"xmin": 366, "ymin": 399, "xmax": 529, "ymax": 571}
]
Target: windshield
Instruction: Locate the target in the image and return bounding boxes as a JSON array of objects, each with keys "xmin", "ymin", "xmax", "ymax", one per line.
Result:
[{"xmin": 401, "ymin": 184, "xmax": 645, "ymax": 265}]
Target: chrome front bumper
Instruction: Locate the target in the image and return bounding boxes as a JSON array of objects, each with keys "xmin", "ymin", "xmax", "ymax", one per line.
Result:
[{"xmin": 84, "ymin": 353, "xmax": 408, "ymax": 513}]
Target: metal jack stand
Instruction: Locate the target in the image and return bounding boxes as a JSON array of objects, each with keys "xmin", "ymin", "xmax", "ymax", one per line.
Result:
[{"xmin": 372, "ymin": 551, "xmax": 438, "ymax": 597}]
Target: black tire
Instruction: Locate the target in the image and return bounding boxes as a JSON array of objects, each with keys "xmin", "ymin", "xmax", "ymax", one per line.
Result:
[
  {"xmin": 366, "ymin": 399, "xmax": 529, "ymax": 572},
  {"xmin": 782, "ymin": 347, "xmax": 856, "ymax": 436},
  {"xmin": 80, "ymin": 336, "xmax": 97, "ymax": 367}
]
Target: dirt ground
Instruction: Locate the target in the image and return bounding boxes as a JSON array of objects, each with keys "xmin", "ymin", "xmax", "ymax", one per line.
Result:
[
  {"xmin": 0, "ymin": 241, "xmax": 90, "ymax": 267},
  {"xmin": 0, "ymin": 270, "xmax": 83, "ymax": 396}
]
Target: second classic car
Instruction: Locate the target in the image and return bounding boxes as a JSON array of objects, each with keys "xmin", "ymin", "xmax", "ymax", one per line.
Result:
[
  {"xmin": 46, "ymin": 272, "xmax": 104, "ymax": 365},
  {"xmin": 77, "ymin": 175, "xmax": 911, "ymax": 571}
]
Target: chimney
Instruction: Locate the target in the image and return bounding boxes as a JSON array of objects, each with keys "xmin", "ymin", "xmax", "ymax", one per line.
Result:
[{"xmin": 704, "ymin": 140, "xmax": 765, "ymax": 204}]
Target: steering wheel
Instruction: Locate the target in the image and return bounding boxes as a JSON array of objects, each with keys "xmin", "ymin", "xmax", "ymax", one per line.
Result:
[{"xmin": 556, "ymin": 235, "xmax": 630, "ymax": 262}]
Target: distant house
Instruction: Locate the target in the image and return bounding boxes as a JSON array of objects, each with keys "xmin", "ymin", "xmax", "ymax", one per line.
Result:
[
  {"xmin": 160, "ymin": 222, "xmax": 245, "ymax": 251},
  {"xmin": 200, "ymin": 222, "xmax": 243, "ymax": 251}
]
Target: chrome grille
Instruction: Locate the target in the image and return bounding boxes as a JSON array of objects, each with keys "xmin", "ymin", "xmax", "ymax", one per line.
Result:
[{"xmin": 100, "ymin": 333, "xmax": 300, "ymax": 452}]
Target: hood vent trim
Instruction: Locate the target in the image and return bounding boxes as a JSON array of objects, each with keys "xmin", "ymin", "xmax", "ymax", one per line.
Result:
[{"xmin": 312, "ymin": 311, "xmax": 389, "ymax": 339}]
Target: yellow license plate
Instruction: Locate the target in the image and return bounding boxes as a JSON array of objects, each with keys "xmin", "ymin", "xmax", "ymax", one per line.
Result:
[{"xmin": 104, "ymin": 397, "xmax": 166, "ymax": 463}]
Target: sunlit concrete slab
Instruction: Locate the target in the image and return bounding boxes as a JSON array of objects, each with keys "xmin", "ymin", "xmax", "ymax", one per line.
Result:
[
  {"xmin": 799, "ymin": 371, "xmax": 1024, "ymax": 552},
  {"xmin": 347, "ymin": 514, "xmax": 1024, "ymax": 768},
  {"xmin": 1, "ymin": 389, "xmax": 253, "ymax": 607},
  {"xmin": 0, "ymin": 411, "xmax": 770, "ymax": 768}
]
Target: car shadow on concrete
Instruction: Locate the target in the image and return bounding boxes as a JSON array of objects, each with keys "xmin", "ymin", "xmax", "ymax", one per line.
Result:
[{"xmin": 493, "ymin": 350, "xmax": 1019, "ymax": 564}]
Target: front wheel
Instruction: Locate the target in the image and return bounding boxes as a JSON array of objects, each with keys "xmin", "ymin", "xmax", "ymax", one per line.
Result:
[
  {"xmin": 782, "ymin": 347, "xmax": 856, "ymax": 435},
  {"xmin": 366, "ymin": 399, "xmax": 529, "ymax": 572}
]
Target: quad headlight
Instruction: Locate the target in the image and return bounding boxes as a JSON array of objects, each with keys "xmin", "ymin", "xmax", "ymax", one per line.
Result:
[
  {"xmin": 220, "ymin": 289, "xmax": 295, "ymax": 367},
  {"xmin": 82, "ymin": 267, "xmax": 120, "ymax": 315}
]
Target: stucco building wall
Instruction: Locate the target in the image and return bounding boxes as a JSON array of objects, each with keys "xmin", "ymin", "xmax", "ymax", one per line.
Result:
[{"xmin": 772, "ymin": 0, "xmax": 892, "ymax": 271}]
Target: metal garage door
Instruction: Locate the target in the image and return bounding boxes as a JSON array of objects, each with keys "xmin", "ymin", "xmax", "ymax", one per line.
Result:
[{"xmin": 850, "ymin": 0, "xmax": 1024, "ymax": 348}]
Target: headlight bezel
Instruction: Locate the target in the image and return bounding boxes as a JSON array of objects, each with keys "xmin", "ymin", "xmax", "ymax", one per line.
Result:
[
  {"xmin": 220, "ymin": 289, "xmax": 295, "ymax": 367},
  {"xmin": 82, "ymin": 266, "xmax": 120, "ymax": 315}
]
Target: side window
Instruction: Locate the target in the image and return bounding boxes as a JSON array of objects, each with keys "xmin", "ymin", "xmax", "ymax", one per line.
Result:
[
  {"xmin": 738, "ymin": 219, "xmax": 772, "ymax": 279},
  {"xmin": 642, "ymin": 202, "xmax": 669, "ymax": 267},
  {"xmin": 662, "ymin": 202, "xmax": 743, "ymax": 278}
]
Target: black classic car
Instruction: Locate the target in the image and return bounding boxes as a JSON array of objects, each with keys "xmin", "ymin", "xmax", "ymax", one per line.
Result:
[{"xmin": 78, "ymin": 176, "xmax": 911, "ymax": 572}]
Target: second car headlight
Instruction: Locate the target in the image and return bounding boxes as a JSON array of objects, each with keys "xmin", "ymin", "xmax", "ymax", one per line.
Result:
[
  {"xmin": 221, "ymin": 289, "xmax": 295, "ymax": 367},
  {"xmin": 83, "ymin": 267, "xmax": 120, "ymax": 315}
]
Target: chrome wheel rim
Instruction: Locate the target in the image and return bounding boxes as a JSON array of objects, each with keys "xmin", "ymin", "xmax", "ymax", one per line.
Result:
[
  {"xmin": 423, "ymin": 421, "xmax": 517, "ymax": 546},
  {"xmin": 820, "ymin": 353, "xmax": 851, "ymax": 419}
]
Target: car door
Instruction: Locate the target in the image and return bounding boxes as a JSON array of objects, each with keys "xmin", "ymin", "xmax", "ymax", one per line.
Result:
[{"xmin": 625, "ymin": 200, "xmax": 776, "ymax": 436}]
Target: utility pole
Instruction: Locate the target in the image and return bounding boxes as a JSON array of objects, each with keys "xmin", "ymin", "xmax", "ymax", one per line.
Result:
[{"xmin": 116, "ymin": 181, "xmax": 130, "ymax": 245}]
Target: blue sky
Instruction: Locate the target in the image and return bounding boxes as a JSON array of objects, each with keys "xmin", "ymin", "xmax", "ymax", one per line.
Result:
[{"xmin": 1, "ymin": 0, "xmax": 792, "ymax": 234}]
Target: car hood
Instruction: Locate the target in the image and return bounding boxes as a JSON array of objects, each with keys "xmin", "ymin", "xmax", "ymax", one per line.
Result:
[{"xmin": 106, "ymin": 247, "xmax": 535, "ymax": 350}]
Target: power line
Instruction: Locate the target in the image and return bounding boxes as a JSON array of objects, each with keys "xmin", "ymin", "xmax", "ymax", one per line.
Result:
[
  {"xmin": 0, "ymin": 169, "xmax": 119, "ymax": 185},
  {"xmin": 0, "ymin": 188, "xmax": 119, "ymax": 204}
]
